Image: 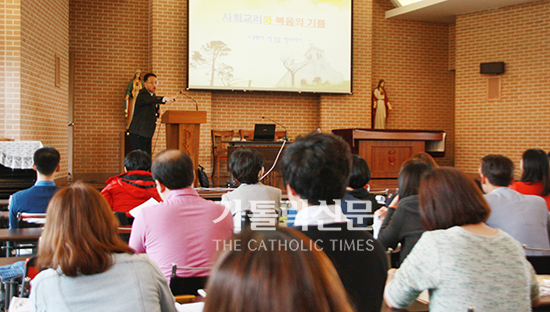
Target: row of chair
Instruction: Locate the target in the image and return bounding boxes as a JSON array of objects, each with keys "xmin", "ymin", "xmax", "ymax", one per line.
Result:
[{"xmin": 211, "ymin": 129, "xmax": 286, "ymax": 180}]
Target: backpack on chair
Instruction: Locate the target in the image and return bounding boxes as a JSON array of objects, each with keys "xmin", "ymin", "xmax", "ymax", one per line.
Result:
[{"xmin": 198, "ymin": 165, "xmax": 210, "ymax": 188}]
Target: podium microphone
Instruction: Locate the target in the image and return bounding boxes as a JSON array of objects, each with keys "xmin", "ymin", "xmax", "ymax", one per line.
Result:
[
  {"xmin": 262, "ymin": 116, "xmax": 288, "ymax": 141},
  {"xmin": 179, "ymin": 91, "xmax": 199, "ymax": 111}
]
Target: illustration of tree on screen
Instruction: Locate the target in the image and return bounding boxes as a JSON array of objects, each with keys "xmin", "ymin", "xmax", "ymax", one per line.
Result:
[
  {"xmin": 217, "ymin": 63, "xmax": 234, "ymax": 86},
  {"xmin": 190, "ymin": 41, "xmax": 231, "ymax": 86},
  {"xmin": 281, "ymin": 56, "xmax": 307, "ymax": 88}
]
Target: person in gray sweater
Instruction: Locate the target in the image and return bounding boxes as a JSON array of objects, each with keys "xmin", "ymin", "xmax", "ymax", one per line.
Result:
[
  {"xmin": 221, "ymin": 148, "xmax": 282, "ymax": 232},
  {"xmin": 385, "ymin": 168, "xmax": 539, "ymax": 311},
  {"xmin": 377, "ymin": 159, "xmax": 432, "ymax": 265},
  {"xmin": 480, "ymin": 154, "xmax": 550, "ymax": 256}
]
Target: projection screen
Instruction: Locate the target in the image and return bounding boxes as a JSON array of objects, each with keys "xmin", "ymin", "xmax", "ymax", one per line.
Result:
[{"xmin": 188, "ymin": 0, "xmax": 352, "ymax": 94}]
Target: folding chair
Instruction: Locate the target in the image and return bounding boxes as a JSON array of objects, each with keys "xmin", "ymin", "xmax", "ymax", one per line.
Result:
[
  {"xmin": 169, "ymin": 263, "xmax": 210, "ymax": 299},
  {"xmin": 20, "ymin": 256, "xmax": 38, "ymax": 298},
  {"xmin": 17, "ymin": 212, "xmax": 47, "ymax": 228},
  {"xmin": 524, "ymin": 246, "xmax": 550, "ymax": 274},
  {"xmin": 114, "ymin": 212, "xmax": 129, "ymax": 226},
  {"xmin": 8, "ymin": 213, "xmax": 46, "ymax": 257}
]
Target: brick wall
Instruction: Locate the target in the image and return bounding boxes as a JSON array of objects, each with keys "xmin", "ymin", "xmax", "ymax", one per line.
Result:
[
  {"xmin": 455, "ymin": 0, "xmax": 550, "ymax": 174},
  {"xmin": 149, "ymin": 0, "xmax": 212, "ymax": 164},
  {"xmin": 0, "ymin": 0, "xmax": 69, "ymax": 175},
  {"xmin": 65, "ymin": 0, "xmax": 456, "ymax": 178},
  {"xmin": 372, "ymin": 0, "xmax": 455, "ymax": 167},
  {"xmin": 448, "ymin": 23, "xmax": 455, "ymax": 71},
  {"xmin": 319, "ymin": 0, "xmax": 372, "ymax": 132},
  {"xmin": 20, "ymin": 0, "xmax": 69, "ymax": 176},
  {"xmin": 212, "ymin": 91, "xmax": 320, "ymax": 138},
  {"xmin": 69, "ymin": 0, "xmax": 150, "ymax": 175},
  {"xmin": 1, "ymin": 0, "xmax": 22, "ymax": 140}
]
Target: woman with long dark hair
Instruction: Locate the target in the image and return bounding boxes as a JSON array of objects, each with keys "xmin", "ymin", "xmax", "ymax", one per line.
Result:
[
  {"xmin": 511, "ymin": 148, "xmax": 550, "ymax": 210},
  {"xmin": 377, "ymin": 159, "xmax": 432, "ymax": 264}
]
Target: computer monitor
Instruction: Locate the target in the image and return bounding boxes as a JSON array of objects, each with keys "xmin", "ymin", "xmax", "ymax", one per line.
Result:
[{"xmin": 253, "ymin": 124, "xmax": 276, "ymax": 141}]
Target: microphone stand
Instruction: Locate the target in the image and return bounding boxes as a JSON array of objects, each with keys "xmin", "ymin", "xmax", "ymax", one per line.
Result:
[
  {"xmin": 262, "ymin": 116, "xmax": 288, "ymax": 141},
  {"xmin": 179, "ymin": 91, "xmax": 199, "ymax": 111}
]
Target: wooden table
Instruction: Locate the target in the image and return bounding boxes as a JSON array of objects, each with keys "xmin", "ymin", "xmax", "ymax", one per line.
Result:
[
  {"xmin": 196, "ymin": 188, "xmax": 232, "ymax": 202},
  {"xmin": 381, "ymin": 301, "xmax": 428, "ymax": 311},
  {"xmin": 0, "ymin": 228, "xmax": 42, "ymax": 257},
  {"xmin": 0, "ymin": 228, "xmax": 43, "ymax": 241},
  {"xmin": 0, "ymin": 256, "xmax": 27, "ymax": 266}
]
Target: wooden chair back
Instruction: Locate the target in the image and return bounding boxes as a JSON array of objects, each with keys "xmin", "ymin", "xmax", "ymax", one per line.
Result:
[
  {"xmin": 211, "ymin": 130, "xmax": 234, "ymax": 156},
  {"xmin": 239, "ymin": 129, "xmax": 254, "ymax": 141},
  {"xmin": 211, "ymin": 130, "xmax": 234, "ymax": 181}
]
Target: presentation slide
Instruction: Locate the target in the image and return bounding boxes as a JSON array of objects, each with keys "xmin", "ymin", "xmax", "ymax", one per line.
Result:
[{"xmin": 188, "ymin": 0, "xmax": 352, "ymax": 94}]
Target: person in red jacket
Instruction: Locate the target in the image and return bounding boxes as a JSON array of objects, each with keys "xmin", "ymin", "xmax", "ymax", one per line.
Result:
[
  {"xmin": 101, "ymin": 150, "xmax": 162, "ymax": 217},
  {"xmin": 510, "ymin": 148, "xmax": 550, "ymax": 211}
]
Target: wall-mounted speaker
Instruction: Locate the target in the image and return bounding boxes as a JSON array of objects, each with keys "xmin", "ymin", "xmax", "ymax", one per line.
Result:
[{"xmin": 480, "ymin": 62, "xmax": 505, "ymax": 75}]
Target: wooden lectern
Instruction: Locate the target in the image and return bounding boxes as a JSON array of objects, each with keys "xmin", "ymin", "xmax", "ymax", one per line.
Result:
[
  {"xmin": 333, "ymin": 129, "xmax": 445, "ymax": 189},
  {"xmin": 161, "ymin": 110, "xmax": 207, "ymax": 186}
]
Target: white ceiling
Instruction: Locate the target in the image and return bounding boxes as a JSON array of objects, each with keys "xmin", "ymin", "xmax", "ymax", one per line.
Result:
[{"xmin": 385, "ymin": 0, "xmax": 542, "ymax": 23}]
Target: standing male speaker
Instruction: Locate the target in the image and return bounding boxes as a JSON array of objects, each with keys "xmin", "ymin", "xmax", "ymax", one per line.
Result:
[{"xmin": 128, "ymin": 73, "xmax": 176, "ymax": 155}]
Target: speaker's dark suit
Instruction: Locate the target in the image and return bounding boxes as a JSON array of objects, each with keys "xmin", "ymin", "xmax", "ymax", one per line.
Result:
[
  {"xmin": 128, "ymin": 88, "xmax": 165, "ymax": 154},
  {"xmin": 128, "ymin": 88, "xmax": 165, "ymax": 138}
]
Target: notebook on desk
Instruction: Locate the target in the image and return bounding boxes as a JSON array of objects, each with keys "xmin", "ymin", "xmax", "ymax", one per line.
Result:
[{"xmin": 253, "ymin": 124, "xmax": 276, "ymax": 141}]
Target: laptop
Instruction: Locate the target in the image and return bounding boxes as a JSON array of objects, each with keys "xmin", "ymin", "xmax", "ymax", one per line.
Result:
[{"xmin": 253, "ymin": 124, "xmax": 276, "ymax": 141}]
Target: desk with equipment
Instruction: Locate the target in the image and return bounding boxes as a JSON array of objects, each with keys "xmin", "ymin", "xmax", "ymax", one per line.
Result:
[{"xmin": 227, "ymin": 140, "xmax": 288, "ymax": 189}]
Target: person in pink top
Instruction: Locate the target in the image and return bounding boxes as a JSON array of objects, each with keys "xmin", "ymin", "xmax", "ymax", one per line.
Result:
[
  {"xmin": 129, "ymin": 149, "xmax": 233, "ymax": 281},
  {"xmin": 510, "ymin": 148, "xmax": 550, "ymax": 211}
]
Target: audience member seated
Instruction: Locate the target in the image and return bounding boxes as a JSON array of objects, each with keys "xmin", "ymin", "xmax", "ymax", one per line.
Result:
[
  {"xmin": 384, "ymin": 152, "xmax": 438, "ymax": 209},
  {"xmin": 221, "ymin": 148, "xmax": 282, "ymax": 232},
  {"xmin": 30, "ymin": 182, "xmax": 176, "ymax": 311},
  {"xmin": 340, "ymin": 154, "xmax": 381, "ymax": 227},
  {"xmin": 129, "ymin": 149, "xmax": 233, "ymax": 280},
  {"xmin": 203, "ymin": 228, "xmax": 354, "ymax": 312},
  {"xmin": 410, "ymin": 152, "xmax": 438, "ymax": 168},
  {"xmin": 377, "ymin": 159, "xmax": 432, "ymax": 264},
  {"xmin": 281, "ymin": 132, "xmax": 388, "ymax": 312},
  {"xmin": 384, "ymin": 167, "xmax": 540, "ymax": 311},
  {"xmin": 9, "ymin": 146, "xmax": 60, "ymax": 229},
  {"xmin": 101, "ymin": 150, "xmax": 161, "ymax": 217},
  {"xmin": 480, "ymin": 154, "xmax": 550, "ymax": 255},
  {"xmin": 511, "ymin": 148, "xmax": 550, "ymax": 210}
]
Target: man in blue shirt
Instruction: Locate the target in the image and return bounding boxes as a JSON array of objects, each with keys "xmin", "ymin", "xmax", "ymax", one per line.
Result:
[{"xmin": 9, "ymin": 147, "xmax": 60, "ymax": 228}]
